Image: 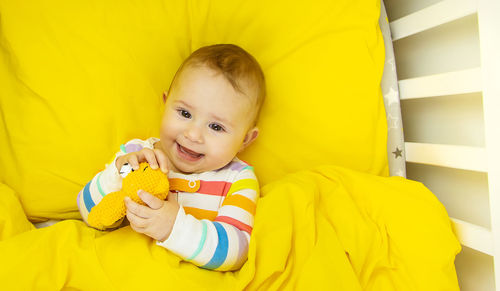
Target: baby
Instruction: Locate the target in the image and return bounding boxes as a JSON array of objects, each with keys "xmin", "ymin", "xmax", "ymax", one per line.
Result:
[{"xmin": 77, "ymin": 44, "xmax": 265, "ymax": 271}]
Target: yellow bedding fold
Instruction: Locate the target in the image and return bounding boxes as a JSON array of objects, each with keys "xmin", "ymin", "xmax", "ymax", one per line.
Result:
[{"xmin": 0, "ymin": 166, "xmax": 460, "ymax": 290}]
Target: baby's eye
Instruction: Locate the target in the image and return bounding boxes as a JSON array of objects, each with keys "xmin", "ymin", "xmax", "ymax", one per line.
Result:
[
  {"xmin": 178, "ymin": 109, "xmax": 191, "ymax": 119},
  {"xmin": 209, "ymin": 123, "xmax": 224, "ymax": 132}
]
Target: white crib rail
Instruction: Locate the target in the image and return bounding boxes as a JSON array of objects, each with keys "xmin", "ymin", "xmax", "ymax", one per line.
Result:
[
  {"xmin": 390, "ymin": 0, "xmax": 477, "ymax": 41},
  {"xmin": 477, "ymin": 0, "xmax": 500, "ymax": 288},
  {"xmin": 385, "ymin": 0, "xmax": 500, "ymax": 289},
  {"xmin": 398, "ymin": 68, "xmax": 482, "ymax": 100},
  {"xmin": 405, "ymin": 142, "xmax": 487, "ymax": 172},
  {"xmin": 451, "ymin": 217, "xmax": 493, "ymax": 256}
]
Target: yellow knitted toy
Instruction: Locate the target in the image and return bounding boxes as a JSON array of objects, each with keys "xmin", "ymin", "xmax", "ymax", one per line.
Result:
[{"xmin": 87, "ymin": 162, "xmax": 170, "ymax": 230}]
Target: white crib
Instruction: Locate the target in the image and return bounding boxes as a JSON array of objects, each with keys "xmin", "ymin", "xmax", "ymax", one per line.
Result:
[{"xmin": 384, "ymin": 0, "xmax": 500, "ymax": 289}]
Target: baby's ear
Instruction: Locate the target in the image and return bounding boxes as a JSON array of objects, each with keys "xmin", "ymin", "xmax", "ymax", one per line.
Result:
[
  {"xmin": 162, "ymin": 92, "xmax": 168, "ymax": 103},
  {"xmin": 239, "ymin": 127, "xmax": 259, "ymax": 153}
]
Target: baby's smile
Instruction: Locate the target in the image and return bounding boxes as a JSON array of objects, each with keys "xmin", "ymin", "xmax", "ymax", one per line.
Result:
[{"xmin": 176, "ymin": 142, "xmax": 204, "ymax": 162}]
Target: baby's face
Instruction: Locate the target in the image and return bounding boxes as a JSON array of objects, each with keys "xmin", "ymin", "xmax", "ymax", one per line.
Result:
[{"xmin": 159, "ymin": 65, "xmax": 257, "ymax": 173}]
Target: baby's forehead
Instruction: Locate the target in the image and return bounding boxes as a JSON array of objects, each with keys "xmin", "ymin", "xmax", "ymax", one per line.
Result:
[{"xmin": 180, "ymin": 63, "xmax": 259, "ymax": 103}]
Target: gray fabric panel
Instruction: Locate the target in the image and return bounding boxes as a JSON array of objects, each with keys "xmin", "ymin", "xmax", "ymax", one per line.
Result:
[{"xmin": 380, "ymin": 1, "xmax": 407, "ymax": 177}]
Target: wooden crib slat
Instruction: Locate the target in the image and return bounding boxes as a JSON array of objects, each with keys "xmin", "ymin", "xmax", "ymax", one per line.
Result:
[
  {"xmin": 451, "ymin": 217, "xmax": 493, "ymax": 256},
  {"xmin": 398, "ymin": 68, "xmax": 482, "ymax": 100},
  {"xmin": 390, "ymin": 0, "xmax": 477, "ymax": 41},
  {"xmin": 405, "ymin": 142, "xmax": 487, "ymax": 172}
]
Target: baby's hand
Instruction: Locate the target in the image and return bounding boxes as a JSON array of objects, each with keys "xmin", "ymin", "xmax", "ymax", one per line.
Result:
[
  {"xmin": 124, "ymin": 190, "xmax": 180, "ymax": 242},
  {"xmin": 116, "ymin": 148, "xmax": 169, "ymax": 173}
]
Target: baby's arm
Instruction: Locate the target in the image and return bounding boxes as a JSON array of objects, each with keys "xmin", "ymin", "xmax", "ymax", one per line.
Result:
[
  {"xmin": 77, "ymin": 138, "xmax": 158, "ymax": 227},
  {"xmin": 157, "ymin": 168, "xmax": 259, "ymax": 271}
]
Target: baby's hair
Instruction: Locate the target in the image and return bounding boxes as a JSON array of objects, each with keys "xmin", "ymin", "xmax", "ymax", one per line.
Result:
[{"xmin": 168, "ymin": 44, "xmax": 266, "ymax": 123}]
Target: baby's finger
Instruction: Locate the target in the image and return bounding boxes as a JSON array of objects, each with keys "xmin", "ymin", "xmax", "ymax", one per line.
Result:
[
  {"xmin": 126, "ymin": 210, "xmax": 148, "ymax": 229},
  {"xmin": 128, "ymin": 155, "xmax": 140, "ymax": 171},
  {"xmin": 138, "ymin": 190, "xmax": 164, "ymax": 210},
  {"xmin": 128, "ymin": 219, "xmax": 146, "ymax": 235},
  {"xmin": 142, "ymin": 149, "xmax": 159, "ymax": 170},
  {"xmin": 124, "ymin": 196, "xmax": 151, "ymax": 218},
  {"xmin": 115, "ymin": 156, "xmax": 126, "ymax": 171},
  {"xmin": 153, "ymin": 149, "xmax": 169, "ymax": 173}
]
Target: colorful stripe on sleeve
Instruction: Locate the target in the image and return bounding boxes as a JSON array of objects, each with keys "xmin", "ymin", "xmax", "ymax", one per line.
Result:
[{"xmin": 158, "ymin": 165, "xmax": 259, "ymax": 271}]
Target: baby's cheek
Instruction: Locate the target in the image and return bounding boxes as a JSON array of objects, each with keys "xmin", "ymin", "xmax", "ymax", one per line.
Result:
[
  {"xmin": 213, "ymin": 140, "xmax": 240, "ymax": 161},
  {"xmin": 160, "ymin": 117, "xmax": 177, "ymax": 139}
]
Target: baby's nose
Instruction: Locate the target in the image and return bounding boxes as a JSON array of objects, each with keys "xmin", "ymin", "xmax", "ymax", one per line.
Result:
[{"xmin": 184, "ymin": 125, "xmax": 203, "ymax": 143}]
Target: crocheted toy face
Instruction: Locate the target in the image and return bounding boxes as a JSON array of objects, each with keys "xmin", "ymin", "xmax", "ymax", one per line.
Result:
[{"xmin": 87, "ymin": 162, "xmax": 170, "ymax": 230}]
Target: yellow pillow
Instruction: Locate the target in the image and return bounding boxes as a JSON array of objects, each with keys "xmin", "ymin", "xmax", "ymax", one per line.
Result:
[{"xmin": 0, "ymin": 0, "xmax": 387, "ymax": 221}]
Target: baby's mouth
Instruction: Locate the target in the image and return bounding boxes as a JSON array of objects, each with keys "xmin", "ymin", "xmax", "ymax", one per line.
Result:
[{"xmin": 176, "ymin": 142, "xmax": 204, "ymax": 161}]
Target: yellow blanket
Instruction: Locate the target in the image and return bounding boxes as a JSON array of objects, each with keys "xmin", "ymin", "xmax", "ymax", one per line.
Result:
[{"xmin": 0, "ymin": 166, "xmax": 460, "ymax": 290}]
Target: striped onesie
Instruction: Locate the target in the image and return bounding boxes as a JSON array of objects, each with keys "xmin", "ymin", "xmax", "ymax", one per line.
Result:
[{"xmin": 77, "ymin": 138, "xmax": 259, "ymax": 271}]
